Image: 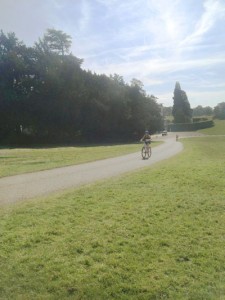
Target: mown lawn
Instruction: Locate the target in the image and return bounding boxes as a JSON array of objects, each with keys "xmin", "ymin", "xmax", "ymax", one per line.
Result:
[
  {"xmin": 0, "ymin": 137, "xmax": 225, "ymax": 299},
  {"xmin": 0, "ymin": 142, "xmax": 160, "ymax": 178},
  {"xmin": 198, "ymin": 119, "xmax": 225, "ymax": 135}
]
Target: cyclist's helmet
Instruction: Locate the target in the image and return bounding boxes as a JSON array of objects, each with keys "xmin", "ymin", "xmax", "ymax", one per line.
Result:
[{"xmin": 145, "ymin": 130, "xmax": 149, "ymax": 134}]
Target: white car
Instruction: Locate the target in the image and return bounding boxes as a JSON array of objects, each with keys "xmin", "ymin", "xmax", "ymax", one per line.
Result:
[{"xmin": 162, "ymin": 130, "xmax": 168, "ymax": 136}]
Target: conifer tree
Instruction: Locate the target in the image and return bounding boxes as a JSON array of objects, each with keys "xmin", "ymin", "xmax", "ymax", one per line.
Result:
[{"xmin": 172, "ymin": 82, "xmax": 192, "ymax": 123}]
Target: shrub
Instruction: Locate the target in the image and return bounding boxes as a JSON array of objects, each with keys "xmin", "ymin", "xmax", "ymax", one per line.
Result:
[{"xmin": 168, "ymin": 120, "xmax": 214, "ymax": 131}]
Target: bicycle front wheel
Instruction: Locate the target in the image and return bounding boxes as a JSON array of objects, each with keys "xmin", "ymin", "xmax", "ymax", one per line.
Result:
[{"xmin": 142, "ymin": 146, "xmax": 148, "ymax": 159}]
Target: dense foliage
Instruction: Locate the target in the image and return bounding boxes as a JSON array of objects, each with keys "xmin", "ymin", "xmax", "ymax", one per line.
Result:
[
  {"xmin": 192, "ymin": 105, "xmax": 213, "ymax": 116},
  {"xmin": 0, "ymin": 29, "xmax": 163, "ymax": 144},
  {"xmin": 168, "ymin": 120, "xmax": 214, "ymax": 132},
  {"xmin": 214, "ymin": 102, "xmax": 225, "ymax": 120},
  {"xmin": 172, "ymin": 82, "xmax": 192, "ymax": 123},
  {"xmin": 162, "ymin": 106, "xmax": 172, "ymax": 117}
]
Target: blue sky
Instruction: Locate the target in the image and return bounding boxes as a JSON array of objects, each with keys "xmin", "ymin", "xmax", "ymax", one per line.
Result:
[{"xmin": 1, "ymin": 0, "xmax": 225, "ymax": 108}]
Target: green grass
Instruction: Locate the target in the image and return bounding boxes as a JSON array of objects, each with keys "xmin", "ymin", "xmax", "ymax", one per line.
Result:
[
  {"xmin": 0, "ymin": 142, "xmax": 160, "ymax": 178},
  {"xmin": 0, "ymin": 137, "xmax": 225, "ymax": 299},
  {"xmin": 198, "ymin": 119, "xmax": 225, "ymax": 135}
]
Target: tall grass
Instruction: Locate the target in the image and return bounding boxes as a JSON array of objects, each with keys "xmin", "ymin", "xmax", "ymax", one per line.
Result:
[{"xmin": 1, "ymin": 137, "xmax": 225, "ymax": 299}]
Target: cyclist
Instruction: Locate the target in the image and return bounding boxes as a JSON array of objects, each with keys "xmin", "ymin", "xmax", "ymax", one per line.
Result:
[
  {"xmin": 140, "ymin": 130, "xmax": 152, "ymax": 159},
  {"xmin": 140, "ymin": 130, "xmax": 151, "ymax": 145}
]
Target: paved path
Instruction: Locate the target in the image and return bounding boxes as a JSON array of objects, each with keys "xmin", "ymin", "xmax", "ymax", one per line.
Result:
[{"xmin": 0, "ymin": 135, "xmax": 183, "ymax": 205}]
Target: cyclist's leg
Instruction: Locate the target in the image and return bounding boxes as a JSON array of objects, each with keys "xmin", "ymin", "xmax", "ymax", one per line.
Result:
[
  {"xmin": 146, "ymin": 143, "xmax": 150, "ymax": 157},
  {"xmin": 141, "ymin": 146, "xmax": 146, "ymax": 159},
  {"xmin": 142, "ymin": 142, "xmax": 148, "ymax": 159},
  {"xmin": 145, "ymin": 144, "xmax": 148, "ymax": 157}
]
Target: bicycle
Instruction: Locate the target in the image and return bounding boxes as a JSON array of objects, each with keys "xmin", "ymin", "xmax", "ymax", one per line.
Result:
[{"xmin": 141, "ymin": 139, "xmax": 151, "ymax": 159}]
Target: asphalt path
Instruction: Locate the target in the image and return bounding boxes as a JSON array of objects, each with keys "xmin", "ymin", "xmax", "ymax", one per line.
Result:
[{"xmin": 0, "ymin": 134, "xmax": 184, "ymax": 205}]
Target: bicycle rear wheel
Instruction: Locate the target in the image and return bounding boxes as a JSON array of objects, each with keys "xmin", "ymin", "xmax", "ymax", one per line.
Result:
[
  {"xmin": 148, "ymin": 147, "xmax": 152, "ymax": 158},
  {"xmin": 142, "ymin": 146, "xmax": 148, "ymax": 159}
]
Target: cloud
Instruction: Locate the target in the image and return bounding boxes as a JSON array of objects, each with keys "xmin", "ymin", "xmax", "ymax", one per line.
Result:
[
  {"xmin": 188, "ymin": 89, "xmax": 225, "ymax": 107},
  {"xmin": 83, "ymin": 52, "xmax": 225, "ymax": 78},
  {"xmin": 180, "ymin": 0, "xmax": 225, "ymax": 47},
  {"xmin": 78, "ymin": 0, "xmax": 91, "ymax": 32},
  {"xmin": 157, "ymin": 89, "xmax": 225, "ymax": 108},
  {"xmin": 0, "ymin": 0, "xmax": 224, "ymax": 107},
  {"xmin": 0, "ymin": 0, "xmax": 51, "ymax": 44}
]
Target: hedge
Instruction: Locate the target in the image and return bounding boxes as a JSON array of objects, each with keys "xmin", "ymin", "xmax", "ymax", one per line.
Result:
[{"xmin": 168, "ymin": 120, "xmax": 214, "ymax": 132}]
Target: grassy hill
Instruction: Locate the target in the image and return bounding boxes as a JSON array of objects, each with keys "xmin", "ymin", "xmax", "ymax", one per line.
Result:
[{"xmin": 198, "ymin": 119, "xmax": 225, "ymax": 135}]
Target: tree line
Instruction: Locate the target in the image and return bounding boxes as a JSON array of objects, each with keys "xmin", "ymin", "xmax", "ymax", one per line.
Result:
[
  {"xmin": 0, "ymin": 29, "xmax": 163, "ymax": 144},
  {"xmin": 165, "ymin": 83, "xmax": 225, "ymax": 121}
]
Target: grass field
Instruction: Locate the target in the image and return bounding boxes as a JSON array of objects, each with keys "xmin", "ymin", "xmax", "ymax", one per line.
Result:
[
  {"xmin": 0, "ymin": 135, "xmax": 225, "ymax": 299},
  {"xmin": 0, "ymin": 142, "xmax": 161, "ymax": 178},
  {"xmin": 198, "ymin": 119, "xmax": 225, "ymax": 135}
]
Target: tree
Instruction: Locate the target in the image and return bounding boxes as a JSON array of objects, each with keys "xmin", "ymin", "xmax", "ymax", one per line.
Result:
[
  {"xmin": 162, "ymin": 106, "xmax": 172, "ymax": 117},
  {"xmin": 193, "ymin": 105, "xmax": 213, "ymax": 116},
  {"xmin": 214, "ymin": 102, "xmax": 225, "ymax": 119},
  {"xmin": 38, "ymin": 28, "xmax": 72, "ymax": 56},
  {"xmin": 0, "ymin": 30, "xmax": 36, "ymax": 139},
  {"xmin": 0, "ymin": 29, "xmax": 164, "ymax": 144},
  {"xmin": 130, "ymin": 78, "xmax": 145, "ymax": 95},
  {"xmin": 192, "ymin": 105, "xmax": 204, "ymax": 116},
  {"xmin": 172, "ymin": 82, "xmax": 192, "ymax": 123},
  {"xmin": 110, "ymin": 73, "xmax": 125, "ymax": 86},
  {"xmin": 204, "ymin": 106, "xmax": 213, "ymax": 116}
]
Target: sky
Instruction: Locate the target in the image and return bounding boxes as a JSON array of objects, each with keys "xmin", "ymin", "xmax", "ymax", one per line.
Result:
[{"xmin": 1, "ymin": 0, "xmax": 225, "ymax": 108}]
